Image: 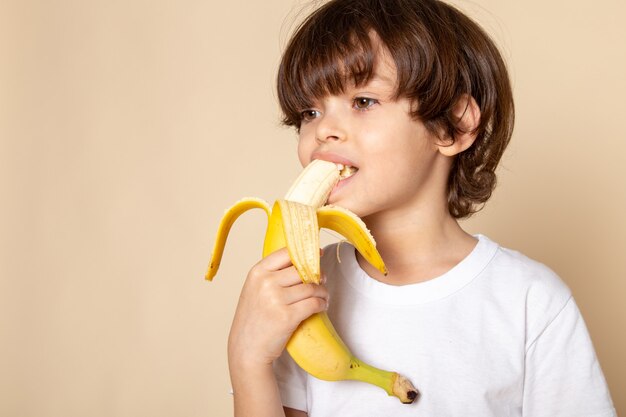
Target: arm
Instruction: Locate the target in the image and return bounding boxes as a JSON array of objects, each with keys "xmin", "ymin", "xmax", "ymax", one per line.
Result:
[
  {"xmin": 228, "ymin": 248, "xmax": 327, "ymax": 417},
  {"xmin": 523, "ymin": 297, "xmax": 615, "ymax": 416}
]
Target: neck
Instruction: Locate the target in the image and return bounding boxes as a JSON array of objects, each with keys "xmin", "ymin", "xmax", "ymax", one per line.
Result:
[{"xmin": 359, "ymin": 199, "xmax": 477, "ymax": 286}]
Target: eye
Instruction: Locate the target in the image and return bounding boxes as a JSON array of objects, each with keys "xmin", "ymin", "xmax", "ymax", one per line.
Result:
[
  {"xmin": 353, "ymin": 97, "xmax": 378, "ymax": 110},
  {"xmin": 300, "ymin": 109, "xmax": 321, "ymax": 122}
]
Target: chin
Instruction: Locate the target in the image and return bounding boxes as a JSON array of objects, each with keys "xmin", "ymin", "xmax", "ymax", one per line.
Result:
[{"xmin": 328, "ymin": 198, "xmax": 366, "ymax": 218}]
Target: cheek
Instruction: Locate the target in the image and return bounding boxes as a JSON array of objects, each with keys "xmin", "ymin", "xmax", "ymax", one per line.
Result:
[{"xmin": 296, "ymin": 133, "xmax": 314, "ymax": 167}]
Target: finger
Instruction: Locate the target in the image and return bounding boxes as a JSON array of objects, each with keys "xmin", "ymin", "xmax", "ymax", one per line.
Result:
[
  {"xmin": 283, "ymin": 283, "xmax": 329, "ymax": 305},
  {"xmin": 289, "ymin": 296, "xmax": 329, "ymax": 324},
  {"xmin": 259, "ymin": 247, "xmax": 293, "ymax": 272},
  {"xmin": 273, "ymin": 267, "xmax": 327, "ymax": 288},
  {"xmin": 272, "ymin": 265, "xmax": 304, "ymax": 287}
]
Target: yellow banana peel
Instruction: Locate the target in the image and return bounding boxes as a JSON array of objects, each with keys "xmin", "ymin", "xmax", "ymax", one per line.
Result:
[{"xmin": 206, "ymin": 159, "xmax": 418, "ymax": 404}]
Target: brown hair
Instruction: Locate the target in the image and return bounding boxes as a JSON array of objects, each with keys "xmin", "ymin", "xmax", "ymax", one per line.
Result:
[{"xmin": 276, "ymin": 0, "xmax": 515, "ymax": 218}]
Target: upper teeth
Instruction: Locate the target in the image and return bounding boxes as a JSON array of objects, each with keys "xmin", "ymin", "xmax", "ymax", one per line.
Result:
[{"xmin": 336, "ymin": 163, "xmax": 358, "ymax": 179}]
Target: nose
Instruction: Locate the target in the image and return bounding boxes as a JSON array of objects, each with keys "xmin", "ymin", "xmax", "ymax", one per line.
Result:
[{"xmin": 315, "ymin": 111, "xmax": 346, "ymax": 144}]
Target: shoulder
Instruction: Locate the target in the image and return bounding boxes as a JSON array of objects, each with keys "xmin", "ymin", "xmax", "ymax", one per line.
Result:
[
  {"xmin": 481, "ymin": 236, "xmax": 574, "ymax": 343},
  {"xmin": 486, "ymin": 236, "xmax": 571, "ymax": 298}
]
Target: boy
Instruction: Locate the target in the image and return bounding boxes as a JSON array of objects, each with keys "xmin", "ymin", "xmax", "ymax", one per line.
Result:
[{"xmin": 226, "ymin": 0, "xmax": 616, "ymax": 416}]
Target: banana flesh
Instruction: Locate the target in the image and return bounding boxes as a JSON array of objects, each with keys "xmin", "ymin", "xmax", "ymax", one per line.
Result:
[
  {"xmin": 284, "ymin": 159, "xmax": 339, "ymax": 207},
  {"xmin": 206, "ymin": 159, "xmax": 419, "ymax": 404}
]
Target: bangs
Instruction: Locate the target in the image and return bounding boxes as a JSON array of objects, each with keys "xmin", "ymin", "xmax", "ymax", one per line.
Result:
[{"xmin": 277, "ymin": 7, "xmax": 379, "ymax": 128}]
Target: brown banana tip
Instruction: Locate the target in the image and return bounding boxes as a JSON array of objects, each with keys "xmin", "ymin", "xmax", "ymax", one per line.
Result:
[
  {"xmin": 404, "ymin": 389, "xmax": 419, "ymax": 404},
  {"xmin": 393, "ymin": 374, "xmax": 419, "ymax": 404}
]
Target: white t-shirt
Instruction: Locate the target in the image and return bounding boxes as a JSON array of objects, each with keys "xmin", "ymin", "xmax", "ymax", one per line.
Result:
[{"xmin": 273, "ymin": 235, "xmax": 616, "ymax": 417}]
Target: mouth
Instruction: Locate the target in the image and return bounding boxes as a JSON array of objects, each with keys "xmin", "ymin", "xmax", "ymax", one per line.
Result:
[{"xmin": 336, "ymin": 163, "xmax": 358, "ymax": 180}]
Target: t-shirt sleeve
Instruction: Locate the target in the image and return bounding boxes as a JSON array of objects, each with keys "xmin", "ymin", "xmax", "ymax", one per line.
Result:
[
  {"xmin": 273, "ymin": 348, "xmax": 308, "ymax": 412},
  {"xmin": 523, "ymin": 296, "xmax": 616, "ymax": 417}
]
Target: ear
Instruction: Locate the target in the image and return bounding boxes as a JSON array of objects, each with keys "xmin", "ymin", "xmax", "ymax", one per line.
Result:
[{"xmin": 436, "ymin": 94, "xmax": 481, "ymax": 157}]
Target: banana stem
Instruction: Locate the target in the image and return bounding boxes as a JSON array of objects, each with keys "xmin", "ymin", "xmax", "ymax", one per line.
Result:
[
  {"xmin": 348, "ymin": 359, "xmax": 419, "ymax": 404},
  {"xmin": 348, "ymin": 358, "xmax": 395, "ymax": 395}
]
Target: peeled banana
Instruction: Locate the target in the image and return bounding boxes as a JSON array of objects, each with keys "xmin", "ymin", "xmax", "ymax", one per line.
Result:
[{"xmin": 206, "ymin": 159, "xmax": 419, "ymax": 404}]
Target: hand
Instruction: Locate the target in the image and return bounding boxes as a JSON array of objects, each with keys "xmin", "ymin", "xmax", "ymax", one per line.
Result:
[{"xmin": 227, "ymin": 248, "xmax": 329, "ymax": 371}]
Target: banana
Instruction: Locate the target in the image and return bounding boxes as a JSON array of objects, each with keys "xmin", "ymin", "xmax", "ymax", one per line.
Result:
[{"xmin": 206, "ymin": 159, "xmax": 419, "ymax": 404}]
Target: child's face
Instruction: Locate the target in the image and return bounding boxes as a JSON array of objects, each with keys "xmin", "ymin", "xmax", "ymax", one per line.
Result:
[{"xmin": 296, "ymin": 45, "xmax": 447, "ymax": 220}]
